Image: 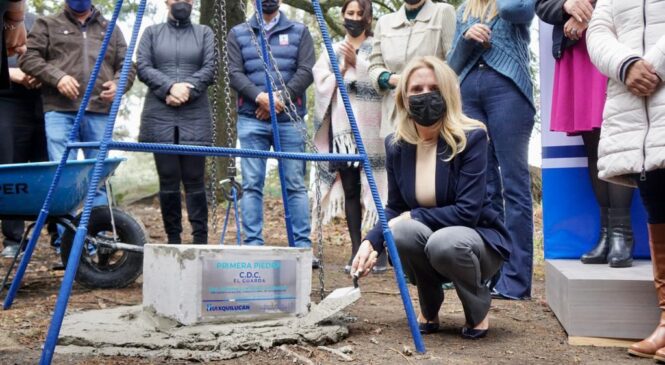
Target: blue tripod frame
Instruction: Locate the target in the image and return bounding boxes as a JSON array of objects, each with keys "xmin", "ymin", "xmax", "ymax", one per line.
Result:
[{"xmin": 1, "ymin": 0, "xmax": 426, "ymax": 363}]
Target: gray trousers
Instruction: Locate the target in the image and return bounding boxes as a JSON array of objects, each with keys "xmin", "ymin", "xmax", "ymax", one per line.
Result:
[{"xmin": 392, "ymin": 219, "xmax": 503, "ymax": 327}]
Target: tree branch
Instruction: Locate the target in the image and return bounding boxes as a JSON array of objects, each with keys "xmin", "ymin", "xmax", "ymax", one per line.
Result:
[
  {"xmin": 372, "ymin": 0, "xmax": 396, "ymax": 13},
  {"xmin": 282, "ymin": 0, "xmax": 346, "ymax": 37}
]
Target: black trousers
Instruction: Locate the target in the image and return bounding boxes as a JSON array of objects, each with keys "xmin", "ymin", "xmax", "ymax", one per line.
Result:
[
  {"xmin": 154, "ymin": 153, "xmax": 206, "ymax": 193},
  {"xmin": 638, "ymin": 169, "xmax": 665, "ymax": 224},
  {"xmin": 0, "ymin": 96, "xmax": 47, "ymax": 246}
]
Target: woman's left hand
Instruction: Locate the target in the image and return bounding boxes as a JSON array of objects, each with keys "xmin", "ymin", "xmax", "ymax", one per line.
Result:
[
  {"xmin": 351, "ymin": 241, "xmax": 378, "ymax": 278},
  {"xmin": 563, "ymin": 17, "xmax": 588, "ymax": 41}
]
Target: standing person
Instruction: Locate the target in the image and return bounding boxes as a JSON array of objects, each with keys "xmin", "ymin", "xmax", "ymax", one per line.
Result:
[
  {"xmin": 586, "ymin": 0, "xmax": 665, "ymax": 359},
  {"xmin": 448, "ymin": 0, "xmax": 536, "ymax": 300},
  {"xmin": 137, "ymin": 0, "xmax": 215, "ymax": 245},
  {"xmin": 1, "ymin": 12, "xmax": 48, "ymax": 258},
  {"xmin": 368, "ymin": 0, "xmax": 456, "ymax": 139},
  {"xmin": 352, "ymin": 56, "xmax": 511, "ymax": 338},
  {"xmin": 312, "ymin": 0, "xmax": 388, "ymax": 273},
  {"xmin": 228, "ymin": 0, "xmax": 316, "ymax": 263},
  {"xmin": 19, "ymin": 0, "xmax": 135, "ymax": 209},
  {"xmin": 536, "ymin": 0, "xmax": 636, "ymax": 267}
]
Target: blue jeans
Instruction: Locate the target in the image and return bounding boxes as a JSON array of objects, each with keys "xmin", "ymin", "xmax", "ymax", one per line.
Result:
[
  {"xmin": 461, "ymin": 66, "xmax": 535, "ymax": 299},
  {"xmin": 237, "ymin": 115, "xmax": 311, "ymax": 247},
  {"xmin": 45, "ymin": 111, "xmax": 109, "ymax": 208}
]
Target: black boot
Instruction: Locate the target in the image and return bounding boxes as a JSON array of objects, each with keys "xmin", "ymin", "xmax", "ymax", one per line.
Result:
[
  {"xmin": 186, "ymin": 190, "xmax": 208, "ymax": 244},
  {"xmin": 607, "ymin": 208, "xmax": 635, "ymax": 268},
  {"xmin": 581, "ymin": 208, "xmax": 610, "ymax": 264},
  {"xmin": 159, "ymin": 191, "xmax": 182, "ymax": 244}
]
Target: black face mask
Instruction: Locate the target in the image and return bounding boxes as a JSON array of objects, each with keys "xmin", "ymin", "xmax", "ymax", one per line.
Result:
[
  {"xmin": 171, "ymin": 2, "xmax": 192, "ymax": 21},
  {"xmin": 343, "ymin": 18, "xmax": 366, "ymax": 38},
  {"xmin": 404, "ymin": 0, "xmax": 421, "ymax": 5},
  {"xmin": 261, "ymin": 0, "xmax": 280, "ymax": 15},
  {"xmin": 408, "ymin": 91, "xmax": 447, "ymax": 127}
]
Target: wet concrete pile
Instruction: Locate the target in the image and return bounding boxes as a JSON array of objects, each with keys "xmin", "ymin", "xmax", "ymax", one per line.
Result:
[{"xmin": 55, "ymin": 288, "xmax": 361, "ymax": 361}]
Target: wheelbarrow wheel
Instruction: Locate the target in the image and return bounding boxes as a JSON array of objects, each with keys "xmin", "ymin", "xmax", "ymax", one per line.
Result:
[{"xmin": 60, "ymin": 206, "xmax": 146, "ymax": 289}]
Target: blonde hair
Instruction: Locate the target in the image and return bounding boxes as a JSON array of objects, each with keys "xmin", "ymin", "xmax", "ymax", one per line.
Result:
[
  {"xmin": 393, "ymin": 56, "xmax": 486, "ymax": 161},
  {"xmin": 462, "ymin": 0, "xmax": 497, "ymax": 23}
]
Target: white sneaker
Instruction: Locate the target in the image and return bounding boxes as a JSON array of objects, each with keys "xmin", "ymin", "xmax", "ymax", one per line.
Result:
[{"xmin": 1, "ymin": 245, "xmax": 20, "ymax": 258}]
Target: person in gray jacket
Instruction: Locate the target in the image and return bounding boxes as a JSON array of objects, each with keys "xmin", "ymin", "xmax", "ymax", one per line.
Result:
[{"xmin": 137, "ymin": 0, "xmax": 215, "ymax": 245}]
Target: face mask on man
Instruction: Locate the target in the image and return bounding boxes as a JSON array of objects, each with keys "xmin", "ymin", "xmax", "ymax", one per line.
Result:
[
  {"xmin": 343, "ymin": 18, "xmax": 365, "ymax": 38},
  {"xmin": 66, "ymin": 0, "xmax": 92, "ymax": 13},
  {"xmin": 261, "ymin": 0, "xmax": 280, "ymax": 15},
  {"xmin": 171, "ymin": 2, "xmax": 192, "ymax": 21},
  {"xmin": 408, "ymin": 91, "xmax": 447, "ymax": 127}
]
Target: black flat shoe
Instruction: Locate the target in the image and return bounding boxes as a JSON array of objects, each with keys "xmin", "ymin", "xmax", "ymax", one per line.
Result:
[
  {"xmin": 461, "ymin": 327, "xmax": 488, "ymax": 339},
  {"xmin": 418, "ymin": 322, "xmax": 440, "ymax": 334}
]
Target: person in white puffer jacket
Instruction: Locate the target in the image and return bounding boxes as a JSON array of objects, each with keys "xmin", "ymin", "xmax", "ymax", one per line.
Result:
[{"xmin": 587, "ymin": 0, "xmax": 665, "ymax": 360}]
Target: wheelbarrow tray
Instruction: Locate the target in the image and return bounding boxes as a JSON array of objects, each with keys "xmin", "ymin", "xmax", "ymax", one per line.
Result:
[{"xmin": 0, "ymin": 158, "xmax": 125, "ymax": 218}]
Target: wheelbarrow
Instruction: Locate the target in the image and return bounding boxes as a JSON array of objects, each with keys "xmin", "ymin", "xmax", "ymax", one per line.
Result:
[{"xmin": 0, "ymin": 157, "xmax": 146, "ymax": 293}]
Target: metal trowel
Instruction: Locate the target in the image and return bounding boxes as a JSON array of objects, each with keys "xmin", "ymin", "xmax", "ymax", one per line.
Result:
[{"xmin": 301, "ymin": 273, "xmax": 361, "ymax": 326}]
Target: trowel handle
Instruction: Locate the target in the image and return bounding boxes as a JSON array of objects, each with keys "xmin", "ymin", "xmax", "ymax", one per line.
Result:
[{"xmin": 352, "ymin": 272, "xmax": 360, "ymax": 288}]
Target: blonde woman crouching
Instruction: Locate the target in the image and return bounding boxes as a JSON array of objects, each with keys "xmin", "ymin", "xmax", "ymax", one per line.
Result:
[{"xmin": 352, "ymin": 56, "xmax": 511, "ymax": 339}]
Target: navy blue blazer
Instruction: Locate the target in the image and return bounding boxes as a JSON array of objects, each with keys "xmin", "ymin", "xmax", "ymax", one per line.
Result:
[{"xmin": 364, "ymin": 128, "xmax": 511, "ymax": 260}]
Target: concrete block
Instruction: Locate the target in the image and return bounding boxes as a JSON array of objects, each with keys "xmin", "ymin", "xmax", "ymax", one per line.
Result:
[
  {"xmin": 143, "ymin": 244, "xmax": 312, "ymax": 325},
  {"xmin": 546, "ymin": 259, "xmax": 660, "ymax": 340}
]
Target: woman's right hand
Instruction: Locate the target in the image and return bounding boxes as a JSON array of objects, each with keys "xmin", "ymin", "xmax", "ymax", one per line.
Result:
[
  {"xmin": 388, "ymin": 74, "xmax": 401, "ymax": 88},
  {"xmin": 169, "ymin": 83, "xmax": 192, "ymax": 103},
  {"xmin": 463, "ymin": 24, "xmax": 491, "ymax": 45},
  {"xmin": 351, "ymin": 241, "xmax": 378, "ymax": 278},
  {"xmin": 339, "ymin": 42, "xmax": 356, "ymax": 69}
]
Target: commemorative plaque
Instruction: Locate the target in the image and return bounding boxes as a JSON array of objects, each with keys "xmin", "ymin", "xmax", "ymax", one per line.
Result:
[{"xmin": 201, "ymin": 256, "xmax": 299, "ymax": 317}]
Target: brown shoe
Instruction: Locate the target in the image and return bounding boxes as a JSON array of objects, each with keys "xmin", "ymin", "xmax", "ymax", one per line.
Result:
[
  {"xmin": 629, "ymin": 312, "xmax": 665, "ymax": 357},
  {"xmin": 628, "ymin": 224, "xmax": 665, "ymax": 358}
]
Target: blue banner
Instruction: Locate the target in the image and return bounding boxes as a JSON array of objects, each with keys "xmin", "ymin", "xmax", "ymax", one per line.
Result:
[{"xmin": 539, "ymin": 22, "xmax": 649, "ymax": 259}]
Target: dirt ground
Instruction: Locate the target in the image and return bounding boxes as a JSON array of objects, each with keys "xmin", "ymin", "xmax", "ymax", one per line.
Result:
[{"xmin": 0, "ymin": 198, "xmax": 655, "ymax": 364}]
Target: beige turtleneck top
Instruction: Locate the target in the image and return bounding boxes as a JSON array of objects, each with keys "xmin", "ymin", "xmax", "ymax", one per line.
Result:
[{"xmin": 415, "ymin": 139, "xmax": 438, "ymax": 207}]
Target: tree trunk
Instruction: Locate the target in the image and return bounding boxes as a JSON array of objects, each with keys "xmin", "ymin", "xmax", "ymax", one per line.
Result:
[{"xmin": 200, "ymin": 0, "xmax": 245, "ymax": 202}]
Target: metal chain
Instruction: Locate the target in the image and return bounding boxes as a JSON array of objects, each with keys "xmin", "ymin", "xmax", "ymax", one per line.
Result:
[
  {"xmin": 207, "ymin": 0, "xmax": 223, "ymax": 234},
  {"xmin": 208, "ymin": 0, "xmax": 237, "ymax": 236},
  {"xmin": 241, "ymin": 1, "xmax": 326, "ymax": 299}
]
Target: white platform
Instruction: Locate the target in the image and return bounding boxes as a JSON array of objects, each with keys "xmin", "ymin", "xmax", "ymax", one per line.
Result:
[
  {"xmin": 546, "ymin": 259, "xmax": 660, "ymax": 340},
  {"xmin": 143, "ymin": 244, "xmax": 312, "ymax": 325}
]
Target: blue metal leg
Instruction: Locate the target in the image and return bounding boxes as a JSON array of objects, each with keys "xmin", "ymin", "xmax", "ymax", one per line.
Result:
[
  {"xmin": 39, "ymin": 0, "xmax": 146, "ymax": 362},
  {"xmin": 253, "ymin": 0, "xmax": 295, "ymax": 248},
  {"xmin": 232, "ymin": 188, "xmax": 242, "ymax": 246},
  {"xmin": 309, "ymin": 0, "xmax": 426, "ymax": 353},
  {"xmin": 3, "ymin": 210, "xmax": 49, "ymax": 309},
  {"xmin": 40, "ymin": 227, "xmax": 88, "ymax": 363},
  {"xmin": 219, "ymin": 201, "xmax": 232, "ymax": 245}
]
